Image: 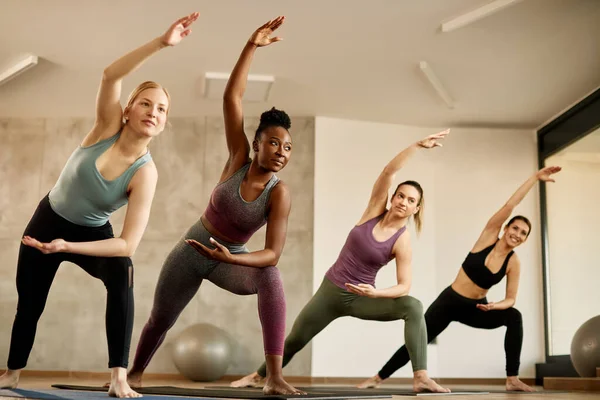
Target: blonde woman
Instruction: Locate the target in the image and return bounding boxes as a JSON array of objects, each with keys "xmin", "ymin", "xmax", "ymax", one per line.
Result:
[{"xmin": 0, "ymin": 12, "xmax": 199, "ymax": 398}]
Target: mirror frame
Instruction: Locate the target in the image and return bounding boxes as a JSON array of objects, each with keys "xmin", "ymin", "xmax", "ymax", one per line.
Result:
[{"xmin": 537, "ymin": 87, "xmax": 600, "ymax": 360}]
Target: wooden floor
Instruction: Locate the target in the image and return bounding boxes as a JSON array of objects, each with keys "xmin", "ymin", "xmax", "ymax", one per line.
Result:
[{"xmin": 3, "ymin": 376, "xmax": 599, "ymax": 399}]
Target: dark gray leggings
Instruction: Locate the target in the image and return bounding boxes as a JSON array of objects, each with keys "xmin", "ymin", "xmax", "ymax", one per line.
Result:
[
  {"xmin": 256, "ymin": 277, "xmax": 427, "ymax": 377},
  {"xmin": 131, "ymin": 219, "xmax": 287, "ymax": 373}
]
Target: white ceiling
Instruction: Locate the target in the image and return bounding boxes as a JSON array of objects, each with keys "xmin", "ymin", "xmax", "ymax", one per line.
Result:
[{"xmin": 0, "ymin": 0, "xmax": 599, "ymax": 128}]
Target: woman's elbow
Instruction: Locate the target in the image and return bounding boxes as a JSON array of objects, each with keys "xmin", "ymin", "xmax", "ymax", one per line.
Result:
[
  {"xmin": 268, "ymin": 249, "xmax": 282, "ymax": 267},
  {"xmin": 123, "ymin": 249, "xmax": 136, "ymax": 258},
  {"xmin": 119, "ymin": 238, "xmax": 137, "ymax": 258},
  {"xmin": 223, "ymin": 91, "xmax": 242, "ymax": 104},
  {"xmin": 382, "ymin": 165, "xmax": 397, "ymax": 176},
  {"xmin": 270, "ymin": 255, "xmax": 281, "ymax": 267},
  {"xmin": 401, "ymin": 285, "xmax": 411, "ymax": 297},
  {"xmin": 102, "ymin": 68, "xmax": 115, "ymax": 82},
  {"xmin": 102, "ymin": 66, "xmax": 124, "ymax": 83}
]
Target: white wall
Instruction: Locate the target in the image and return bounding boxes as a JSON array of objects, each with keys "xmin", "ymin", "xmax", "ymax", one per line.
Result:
[
  {"xmin": 312, "ymin": 117, "xmax": 543, "ymax": 378},
  {"xmin": 544, "ymin": 156, "xmax": 600, "ymax": 355},
  {"xmin": 432, "ymin": 126, "xmax": 543, "ymax": 379},
  {"xmin": 312, "ymin": 118, "xmax": 438, "ymax": 378}
]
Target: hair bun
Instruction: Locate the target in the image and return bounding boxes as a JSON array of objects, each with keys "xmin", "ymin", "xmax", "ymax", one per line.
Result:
[{"xmin": 259, "ymin": 107, "xmax": 291, "ymax": 130}]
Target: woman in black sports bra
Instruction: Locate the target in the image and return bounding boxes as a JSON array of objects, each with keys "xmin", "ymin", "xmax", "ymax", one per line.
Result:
[{"xmin": 359, "ymin": 165, "xmax": 561, "ymax": 392}]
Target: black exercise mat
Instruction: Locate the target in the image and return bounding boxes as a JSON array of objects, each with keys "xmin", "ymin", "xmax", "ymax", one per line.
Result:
[
  {"xmin": 210, "ymin": 386, "xmax": 489, "ymax": 396},
  {"xmin": 52, "ymin": 384, "xmax": 393, "ymax": 399},
  {"xmin": 486, "ymin": 389, "xmax": 568, "ymax": 394},
  {"xmin": 298, "ymin": 387, "xmax": 488, "ymax": 395},
  {"xmin": 295, "ymin": 386, "xmax": 566, "ymax": 395}
]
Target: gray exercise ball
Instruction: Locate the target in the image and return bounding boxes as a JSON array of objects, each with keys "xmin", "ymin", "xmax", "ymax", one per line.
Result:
[
  {"xmin": 570, "ymin": 315, "xmax": 600, "ymax": 377},
  {"xmin": 172, "ymin": 323, "xmax": 233, "ymax": 382}
]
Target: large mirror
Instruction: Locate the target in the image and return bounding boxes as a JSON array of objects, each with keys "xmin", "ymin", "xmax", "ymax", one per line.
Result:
[
  {"xmin": 536, "ymin": 88, "xmax": 600, "ymax": 383},
  {"xmin": 544, "ymin": 127, "xmax": 600, "ymax": 355}
]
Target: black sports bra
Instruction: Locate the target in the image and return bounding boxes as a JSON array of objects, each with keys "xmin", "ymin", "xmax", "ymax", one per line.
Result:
[{"xmin": 462, "ymin": 242, "xmax": 513, "ymax": 289}]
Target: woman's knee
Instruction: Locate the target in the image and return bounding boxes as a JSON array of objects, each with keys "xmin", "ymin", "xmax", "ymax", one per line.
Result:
[
  {"xmin": 505, "ymin": 307, "xmax": 523, "ymax": 326},
  {"xmin": 402, "ymin": 296, "xmax": 424, "ymax": 318},
  {"xmin": 284, "ymin": 330, "xmax": 311, "ymax": 353},
  {"xmin": 147, "ymin": 309, "xmax": 177, "ymax": 333},
  {"xmin": 112, "ymin": 256, "xmax": 133, "ymax": 271},
  {"xmin": 256, "ymin": 266, "xmax": 283, "ymax": 288},
  {"xmin": 104, "ymin": 257, "xmax": 134, "ymax": 288}
]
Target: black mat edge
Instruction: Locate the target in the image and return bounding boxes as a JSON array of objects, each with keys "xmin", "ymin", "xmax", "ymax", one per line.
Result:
[{"xmin": 51, "ymin": 384, "xmax": 394, "ymax": 399}]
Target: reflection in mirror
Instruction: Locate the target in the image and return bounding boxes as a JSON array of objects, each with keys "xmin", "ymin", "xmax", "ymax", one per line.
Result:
[{"xmin": 544, "ymin": 127, "xmax": 600, "ymax": 355}]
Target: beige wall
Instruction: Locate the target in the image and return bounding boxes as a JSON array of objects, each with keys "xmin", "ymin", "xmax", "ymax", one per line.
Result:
[{"xmin": 0, "ymin": 116, "xmax": 315, "ymax": 375}]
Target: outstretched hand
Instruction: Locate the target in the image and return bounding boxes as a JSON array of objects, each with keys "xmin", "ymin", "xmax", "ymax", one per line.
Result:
[
  {"xmin": 248, "ymin": 16, "xmax": 285, "ymax": 47},
  {"xmin": 536, "ymin": 166, "xmax": 561, "ymax": 182},
  {"xmin": 476, "ymin": 302, "xmax": 495, "ymax": 312},
  {"xmin": 186, "ymin": 237, "xmax": 233, "ymax": 263},
  {"xmin": 345, "ymin": 283, "xmax": 379, "ymax": 298},
  {"xmin": 417, "ymin": 129, "xmax": 450, "ymax": 149},
  {"xmin": 22, "ymin": 236, "xmax": 67, "ymax": 254},
  {"xmin": 161, "ymin": 12, "xmax": 200, "ymax": 46}
]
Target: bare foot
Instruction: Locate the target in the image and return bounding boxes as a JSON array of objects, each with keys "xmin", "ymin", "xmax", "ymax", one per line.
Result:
[
  {"xmin": 506, "ymin": 376, "xmax": 535, "ymax": 392},
  {"xmin": 108, "ymin": 378, "xmax": 142, "ymax": 398},
  {"xmin": 103, "ymin": 372, "xmax": 142, "ymax": 390},
  {"xmin": 357, "ymin": 375, "xmax": 383, "ymax": 389},
  {"xmin": 127, "ymin": 372, "xmax": 143, "ymax": 389},
  {"xmin": 0, "ymin": 370, "xmax": 20, "ymax": 389},
  {"xmin": 413, "ymin": 371, "xmax": 450, "ymax": 393},
  {"xmin": 263, "ymin": 376, "xmax": 306, "ymax": 395},
  {"xmin": 231, "ymin": 372, "xmax": 264, "ymax": 388}
]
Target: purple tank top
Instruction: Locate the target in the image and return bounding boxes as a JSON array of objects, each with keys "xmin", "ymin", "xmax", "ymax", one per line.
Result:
[
  {"xmin": 325, "ymin": 213, "xmax": 407, "ymax": 289},
  {"xmin": 204, "ymin": 163, "xmax": 279, "ymax": 244}
]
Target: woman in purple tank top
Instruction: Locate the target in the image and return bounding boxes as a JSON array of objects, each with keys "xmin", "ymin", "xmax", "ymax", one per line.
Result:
[
  {"xmin": 361, "ymin": 165, "xmax": 561, "ymax": 392},
  {"xmin": 233, "ymin": 131, "xmax": 452, "ymax": 394},
  {"xmin": 126, "ymin": 16, "xmax": 303, "ymax": 396}
]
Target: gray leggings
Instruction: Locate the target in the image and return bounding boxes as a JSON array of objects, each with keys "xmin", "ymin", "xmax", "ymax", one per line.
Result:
[
  {"xmin": 256, "ymin": 277, "xmax": 427, "ymax": 377},
  {"xmin": 131, "ymin": 219, "xmax": 287, "ymax": 373}
]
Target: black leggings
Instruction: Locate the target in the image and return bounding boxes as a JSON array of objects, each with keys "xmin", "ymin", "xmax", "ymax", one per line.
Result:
[
  {"xmin": 6, "ymin": 195, "xmax": 134, "ymax": 370},
  {"xmin": 378, "ymin": 286, "xmax": 523, "ymax": 379}
]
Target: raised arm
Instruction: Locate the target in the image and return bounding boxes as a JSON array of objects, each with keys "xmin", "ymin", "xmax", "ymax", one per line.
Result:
[
  {"xmin": 22, "ymin": 164, "xmax": 158, "ymax": 257},
  {"xmin": 473, "ymin": 165, "xmax": 561, "ymax": 249},
  {"xmin": 186, "ymin": 182, "xmax": 291, "ymax": 267},
  {"xmin": 358, "ymin": 129, "xmax": 449, "ymax": 224},
  {"xmin": 83, "ymin": 12, "xmax": 200, "ymax": 146},
  {"xmin": 220, "ymin": 16, "xmax": 285, "ymax": 182}
]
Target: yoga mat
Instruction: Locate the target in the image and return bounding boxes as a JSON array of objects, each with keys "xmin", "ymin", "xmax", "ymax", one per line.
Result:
[
  {"xmin": 165, "ymin": 385, "xmax": 489, "ymax": 397},
  {"xmin": 52, "ymin": 384, "xmax": 393, "ymax": 399},
  {"xmin": 295, "ymin": 386, "xmax": 565, "ymax": 396},
  {"xmin": 0, "ymin": 388, "xmax": 202, "ymax": 400}
]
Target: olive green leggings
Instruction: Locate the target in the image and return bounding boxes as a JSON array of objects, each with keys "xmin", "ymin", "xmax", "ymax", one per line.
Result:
[{"xmin": 257, "ymin": 277, "xmax": 427, "ymax": 377}]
